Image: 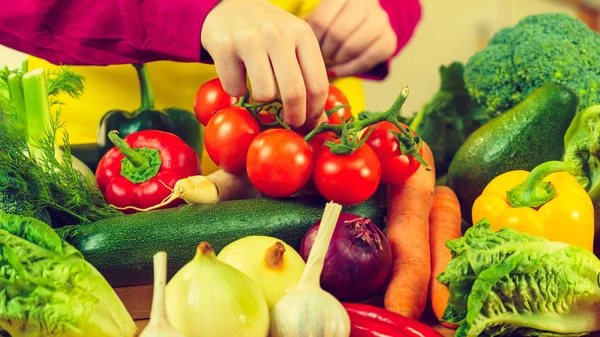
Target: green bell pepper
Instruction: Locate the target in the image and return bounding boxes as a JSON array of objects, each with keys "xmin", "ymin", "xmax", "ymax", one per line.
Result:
[{"xmin": 96, "ymin": 63, "xmax": 203, "ymax": 161}]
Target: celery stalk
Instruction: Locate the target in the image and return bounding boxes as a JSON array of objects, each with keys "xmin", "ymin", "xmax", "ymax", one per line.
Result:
[
  {"xmin": 21, "ymin": 68, "xmax": 51, "ymax": 153},
  {"xmin": 7, "ymin": 73, "xmax": 26, "ymax": 130}
]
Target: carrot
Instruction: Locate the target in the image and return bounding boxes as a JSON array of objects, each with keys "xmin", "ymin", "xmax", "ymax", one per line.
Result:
[
  {"xmin": 429, "ymin": 186, "xmax": 462, "ymax": 329},
  {"xmin": 384, "ymin": 141, "xmax": 436, "ymax": 320}
]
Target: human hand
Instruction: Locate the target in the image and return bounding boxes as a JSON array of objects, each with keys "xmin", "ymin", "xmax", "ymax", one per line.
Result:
[
  {"xmin": 306, "ymin": 0, "xmax": 398, "ymax": 78},
  {"xmin": 201, "ymin": 0, "xmax": 329, "ymax": 129}
]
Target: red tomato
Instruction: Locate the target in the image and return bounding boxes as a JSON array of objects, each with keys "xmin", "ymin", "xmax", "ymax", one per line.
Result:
[
  {"xmin": 313, "ymin": 143, "xmax": 381, "ymax": 206},
  {"xmin": 194, "ymin": 77, "xmax": 239, "ymax": 126},
  {"xmin": 259, "ymin": 112, "xmax": 278, "ymax": 125},
  {"xmin": 325, "ymin": 84, "xmax": 352, "ymax": 125},
  {"xmin": 204, "ymin": 106, "xmax": 261, "ymax": 173},
  {"xmin": 362, "ymin": 121, "xmax": 422, "ymax": 184},
  {"xmin": 308, "ymin": 131, "xmax": 337, "ymax": 159},
  {"xmin": 246, "ymin": 129, "xmax": 313, "ymax": 198}
]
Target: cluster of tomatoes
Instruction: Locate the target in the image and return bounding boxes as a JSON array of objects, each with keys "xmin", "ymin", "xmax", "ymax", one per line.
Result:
[{"xmin": 193, "ymin": 78, "xmax": 423, "ymax": 206}]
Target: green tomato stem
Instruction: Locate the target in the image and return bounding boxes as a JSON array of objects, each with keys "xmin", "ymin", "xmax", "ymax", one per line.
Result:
[
  {"xmin": 304, "ymin": 87, "xmax": 409, "ymax": 142},
  {"xmin": 507, "ymin": 161, "xmax": 577, "ymax": 208},
  {"xmin": 243, "ymin": 98, "xmax": 283, "ymax": 109}
]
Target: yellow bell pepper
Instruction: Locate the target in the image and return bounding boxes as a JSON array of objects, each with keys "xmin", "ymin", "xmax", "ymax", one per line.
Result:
[{"xmin": 472, "ymin": 161, "xmax": 594, "ymax": 251}]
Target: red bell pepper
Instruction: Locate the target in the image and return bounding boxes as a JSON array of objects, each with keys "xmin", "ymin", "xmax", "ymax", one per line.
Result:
[
  {"xmin": 342, "ymin": 302, "xmax": 444, "ymax": 337},
  {"xmin": 96, "ymin": 130, "xmax": 201, "ymax": 213}
]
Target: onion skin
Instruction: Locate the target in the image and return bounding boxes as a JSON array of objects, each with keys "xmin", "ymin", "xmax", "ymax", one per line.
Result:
[{"xmin": 299, "ymin": 213, "xmax": 392, "ymax": 302}]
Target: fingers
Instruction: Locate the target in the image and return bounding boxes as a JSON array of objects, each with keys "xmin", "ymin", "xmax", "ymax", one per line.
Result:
[
  {"xmin": 332, "ymin": 15, "xmax": 382, "ymax": 65},
  {"xmin": 210, "ymin": 40, "xmax": 247, "ymax": 97},
  {"xmin": 306, "ymin": 0, "xmax": 347, "ymax": 43},
  {"xmin": 319, "ymin": 4, "xmax": 367, "ymax": 63},
  {"xmin": 239, "ymin": 43, "xmax": 278, "ymax": 102},
  {"xmin": 269, "ymin": 39, "xmax": 308, "ymax": 128},
  {"xmin": 296, "ymin": 25, "xmax": 329, "ymax": 129},
  {"xmin": 328, "ymin": 33, "xmax": 395, "ymax": 78}
]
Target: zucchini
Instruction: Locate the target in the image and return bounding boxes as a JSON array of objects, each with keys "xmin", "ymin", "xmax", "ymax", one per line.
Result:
[{"xmin": 61, "ymin": 196, "xmax": 384, "ymax": 287}]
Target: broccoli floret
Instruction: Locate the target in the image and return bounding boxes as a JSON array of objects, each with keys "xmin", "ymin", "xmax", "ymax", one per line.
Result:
[{"xmin": 465, "ymin": 13, "xmax": 600, "ymax": 114}]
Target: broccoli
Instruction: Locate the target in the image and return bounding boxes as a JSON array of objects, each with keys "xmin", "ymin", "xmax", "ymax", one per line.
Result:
[{"xmin": 464, "ymin": 13, "xmax": 600, "ymax": 115}]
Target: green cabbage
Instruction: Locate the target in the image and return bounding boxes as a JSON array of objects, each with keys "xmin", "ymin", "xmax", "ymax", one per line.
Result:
[
  {"xmin": 437, "ymin": 219, "xmax": 600, "ymax": 337},
  {"xmin": 0, "ymin": 212, "xmax": 137, "ymax": 337}
]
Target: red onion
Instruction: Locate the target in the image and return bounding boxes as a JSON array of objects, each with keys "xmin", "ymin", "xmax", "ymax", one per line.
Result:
[{"xmin": 299, "ymin": 212, "xmax": 392, "ymax": 303}]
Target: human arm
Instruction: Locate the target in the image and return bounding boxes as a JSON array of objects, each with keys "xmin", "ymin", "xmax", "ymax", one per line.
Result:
[
  {"xmin": 0, "ymin": 0, "xmax": 330, "ymax": 129},
  {"xmin": 0, "ymin": 0, "xmax": 219, "ymax": 65}
]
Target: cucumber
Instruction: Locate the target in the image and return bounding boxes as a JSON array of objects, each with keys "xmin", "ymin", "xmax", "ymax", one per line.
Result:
[
  {"xmin": 61, "ymin": 196, "xmax": 384, "ymax": 287},
  {"xmin": 447, "ymin": 82, "xmax": 578, "ymax": 223}
]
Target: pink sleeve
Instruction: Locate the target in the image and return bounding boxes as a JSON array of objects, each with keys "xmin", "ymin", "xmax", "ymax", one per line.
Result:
[
  {"xmin": 0, "ymin": 0, "xmax": 220, "ymax": 65},
  {"xmin": 358, "ymin": 0, "xmax": 422, "ymax": 81}
]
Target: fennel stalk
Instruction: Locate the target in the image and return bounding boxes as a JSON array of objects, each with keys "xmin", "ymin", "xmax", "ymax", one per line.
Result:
[{"xmin": 0, "ymin": 66, "xmax": 119, "ymax": 226}]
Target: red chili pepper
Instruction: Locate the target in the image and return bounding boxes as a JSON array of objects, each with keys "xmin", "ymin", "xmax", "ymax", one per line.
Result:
[
  {"xmin": 96, "ymin": 130, "xmax": 201, "ymax": 213},
  {"xmin": 348, "ymin": 314, "xmax": 406, "ymax": 337},
  {"xmin": 343, "ymin": 302, "xmax": 444, "ymax": 337}
]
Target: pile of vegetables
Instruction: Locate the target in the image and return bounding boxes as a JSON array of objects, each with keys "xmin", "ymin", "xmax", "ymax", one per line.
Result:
[
  {"xmin": 137, "ymin": 202, "xmax": 446, "ymax": 337},
  {"xmin": 3, "ymin": 10, "xmax": 600, "ymax": 337},
  {"xmin": 102, "ymin": 80, "xmax": 427, "ymax": 213}
]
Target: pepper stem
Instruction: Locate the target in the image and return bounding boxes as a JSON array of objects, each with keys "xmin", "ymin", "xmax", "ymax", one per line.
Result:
[
  {"xmin": 507, "ymin": 161, "xmax": 577, "ymax": 208},
  {"xmin": 132, "ymin": 63, "xmax": 154, "ymax": 115},
  {"xmin": 108, "ymin": 130, "xmax": 164, "ymax": 184},
  {"xmin": 108, "ymin": 131, "xmax": 145, "ymax": 167},
  {"xmin": 265, "ymin": 242, "xmax": 286, "ymax": 269}
]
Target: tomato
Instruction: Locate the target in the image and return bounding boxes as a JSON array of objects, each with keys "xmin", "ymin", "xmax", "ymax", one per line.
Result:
[
  {"xmin": 313, "ymin": 142, "xmax": 381, "ymax": 206},
  {"xmin": 259, "ymin": 111, "xmax": 278, "ymax": 125},
  {"xmin": 194, "ymin": 77, "xmax": 239, "ymax": 126},
  {"xmin": 246, "ymin": 129, "xmax": 313, "ymax": 198},
  {"xmin": 308, "ymin": 131, "xmax": 337, "ymax": 159},
  {"xmin": 325, "ymin": 84, "xmax": 352, "ymax": 125},
  {"xmin": 362, "ymin": 121, "xmax": 422, "ymax": 184},
  {"xmin": 204, "ymin": 106, "xmax": 261, "ymax": 173}
]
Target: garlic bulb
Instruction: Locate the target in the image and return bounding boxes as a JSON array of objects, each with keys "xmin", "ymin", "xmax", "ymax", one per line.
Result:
[
  {"xmin": 217, "ymin": 236, "xmax": 306, "ymax": 309},
  {"xmin": 165, "ymin": 242, "xmax": 270, "ymax": 337},
  {"xmin": 270, "ymin": 202, "xmax": 351, "ymax": 337},
  {"xmin": 139, "ymin": 252, "xmax": 184, "ymax": 337}
]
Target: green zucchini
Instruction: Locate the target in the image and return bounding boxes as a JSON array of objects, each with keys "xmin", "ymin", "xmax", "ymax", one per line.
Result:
[{"xmin": 60, "ymin": 196, "xmax": 384, "ymax": 287}]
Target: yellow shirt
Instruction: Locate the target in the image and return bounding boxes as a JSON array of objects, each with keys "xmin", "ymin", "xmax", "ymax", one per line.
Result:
[{"xmin": 27, "ymin": 0, "xmax": 365, "ymax": 174}]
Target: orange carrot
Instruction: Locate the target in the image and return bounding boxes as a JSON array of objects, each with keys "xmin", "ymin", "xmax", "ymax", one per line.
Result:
[
  {"xmin": 384, "ymin": 142, "xmax": 435, "ymax": 320},
  {"xmin": 429, "ymin": 186, "xmax": 462, "ymax": 329}
]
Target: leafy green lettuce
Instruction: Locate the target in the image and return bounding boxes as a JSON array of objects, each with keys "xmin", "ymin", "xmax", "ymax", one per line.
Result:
[
  {"xmin": 0, "ymin": 212, "xmax": 137, "ymax": 337},
  {"xmin": 437, "ymin": 219, "xmax": 600, "ymax": 337}
]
